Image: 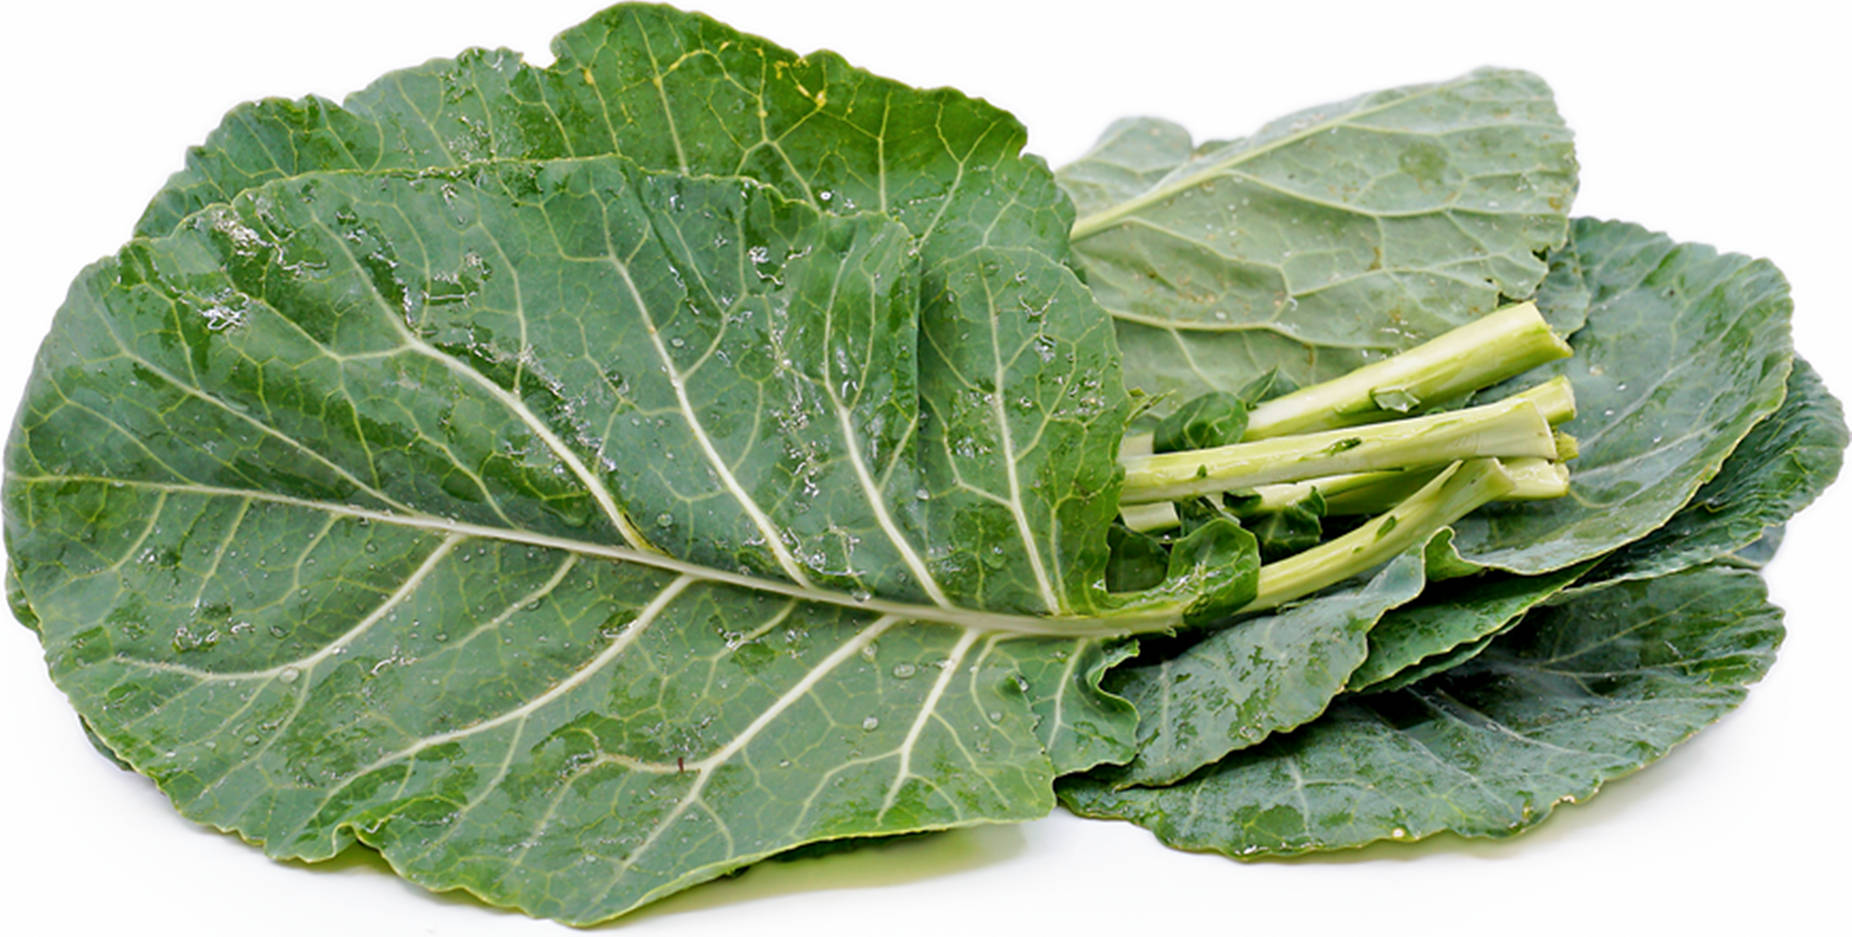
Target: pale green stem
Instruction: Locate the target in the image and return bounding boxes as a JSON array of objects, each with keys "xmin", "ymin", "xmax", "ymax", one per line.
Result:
[
  {"xmin": 1512, "ymin": 376, "xmax": 1577, "ymax": 425},
  {"xmin": 1119, "ymin": 501, "xmax": 1180, "ymax": 533},
  {"xmin": 1119, "ymin": 396, "xmax": 1555, "ymax": 504},
  {"xmin": 1242, "ymin": 302, "xmax": 1570, "ymax": 439},
  {"xmin": 1119, "ymin": 346, "xmax": 1578, "ymax": 458},
  {"xmin": 1314, "ymin": 457, "xmax": 1567, "ymax": 516},
  {"xmin": 1118, "ymin": 458, "xmax": 1566, "ymax": 530},
  {"xmin": 1245, "ymin": 459, "xmax": 1517, "ymax": 612}
]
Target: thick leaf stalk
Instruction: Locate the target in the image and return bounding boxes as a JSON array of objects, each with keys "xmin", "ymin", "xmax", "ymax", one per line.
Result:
[
  {"xmin": 1246, "ymin": 458, "xmax": 1518, "ymax": 611},
  {"xmin": 1242, "ymin": 302, "xmax": 1570, "ymax": 438},
  {"xmin": 1118, "ymin": 396, "xmax": 1555, "ymax": 504}
]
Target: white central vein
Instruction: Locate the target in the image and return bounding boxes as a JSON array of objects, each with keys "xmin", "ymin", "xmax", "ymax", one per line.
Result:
[
  {"xmin": 985, "ymin": 282, "xmax": 1062, "ymax": 615},
  {"xmin": 880, "ymin": 629, "xmax": 977, "ymax": 816},
  {"xmin": 600, "ymin": 243, "xmax": 814, "ymax": 589},
  {"xmin": 308, "ymin": 217, "xmax": 649, "ymax": 551},
  {"xmin": 17, "ymin": 474, "xmax": 1181, "ymax": 637}
]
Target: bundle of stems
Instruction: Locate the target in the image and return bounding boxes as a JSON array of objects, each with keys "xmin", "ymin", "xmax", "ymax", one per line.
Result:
[{"xmin": 1114, "ymin": 302, "xmax": 1577, "ymax": 614}]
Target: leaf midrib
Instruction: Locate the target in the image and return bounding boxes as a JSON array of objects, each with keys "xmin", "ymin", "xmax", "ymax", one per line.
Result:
[{"xmin": 9, "ymin": 473, "xmax": 1176, "ymax": 638}]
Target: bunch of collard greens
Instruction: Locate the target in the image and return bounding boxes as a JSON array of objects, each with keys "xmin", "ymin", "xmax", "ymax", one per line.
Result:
[{"xmin": 4, "ymin": 2, "xmax": 1844, "ymax": 925}]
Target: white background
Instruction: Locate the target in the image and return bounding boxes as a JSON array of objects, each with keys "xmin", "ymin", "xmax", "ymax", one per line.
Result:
[{"xmin": 3, "ymin": 1, "xmax": 1846, "ymax": 934}]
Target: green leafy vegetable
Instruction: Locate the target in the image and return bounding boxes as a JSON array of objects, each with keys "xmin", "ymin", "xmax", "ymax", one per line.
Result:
[
  {"xmin": 1060, "ymin": 565, "xmax": 1784, "ymax": 854},
  {"xmin": 1577, "ymin": 356, "xmax": 1845, "ymax": 588},
  {"xmin": 5, "ymin": 3, "xmax": 1843, "ymax": 925},
  {"xmin": 1094, "ymin": 547, "xmax": 1428, "ymax": 787},
  {"xmin": 11, "ymin": 155, "xmax": 1129, "ymax": 922},
  {"xmin": 1346, "ymin": 561, "xmax": 1589, "ymax": 693},
  {"xmin": 1442, "ymin": 219, "xmax": 1795, "ymax": 575}
]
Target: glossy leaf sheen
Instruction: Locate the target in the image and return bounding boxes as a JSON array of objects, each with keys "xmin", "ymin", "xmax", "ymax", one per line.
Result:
[{"xmin": 1060, "ymin": 566, "xmax": 1783, "ymax": 855}]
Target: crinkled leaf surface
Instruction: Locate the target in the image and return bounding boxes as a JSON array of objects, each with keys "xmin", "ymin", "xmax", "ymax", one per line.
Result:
[
  {"xmin": 1055, "ymin": 70, "xmax": 1577, "ymax": 404},
  {"xmin": 1059, "ymin": 565, "xmax": 1782, "ymax": 856},
  {"xmin": 119, "ymin": 1, "xmax": 1140, "ymax": 770},
  {"xmin": 1346, "ymin": 562, "xmax": 1588, "ymax": 693},
  {"xmin": 1092, "ymin": 549, "xmax": 1428, "ymax": 788},
  {"xmin": 3, "ymin": 151, "xmax": 1142, "ymax": 924},
  {"xmin": 1447, "ymin": 219, "xmax": 1795, "ymax": 574},
  {"xmin": 1577, "ymin": 356, "xmax": 1845, "ymax": 588}
]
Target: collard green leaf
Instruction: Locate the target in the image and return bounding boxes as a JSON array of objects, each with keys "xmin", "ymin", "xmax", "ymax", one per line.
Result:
[
  {"xmin": 123, "ymin": 1, "xmax": 1140, "ymax": 768},
  {"xmin": 4, "ymin": 154, "xmax": 1133, "ymax": 923},
  {"xmin": 1060, "ymin": 565, "xmax": 1782, "ymax": 856},
  {"xmin": 1447, "ymin": 219, "xmax": 1795, "ymax": 574},
  {"xmin": 1092, "ymin": 549, "xmax": 1428, "ymax": 788},
  {"xmin": 1056, "ymin": 71, "xmax": 1577, "ymax": 404},
  {"xmin": 1577, "ymin": 356, "xmax": 1845, "ymax": 587},
  {"xmin": 1346, "ymin": 562, "xmax": 1588, "ymax": 693}
]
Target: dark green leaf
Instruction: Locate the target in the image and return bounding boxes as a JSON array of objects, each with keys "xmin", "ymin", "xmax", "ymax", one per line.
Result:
[
  {"xmin": 1347, "ymin": 562, "xmax": 1588, "ymax": 692},
  {"xmin": 1060, "ymin": 565, "xmax": 1782, "ymax": 855},
  {"xmin": 1153, "ymin": 391, "xmax": 1248, "ymax": 453},
  {"xmin": 1448, "ymin": 219, "xmax": 1795, "ymax": 574},
  {"xmin": 1577, "ymin": 356, "xmax": 1845, "ymax": 587},
  {"xmin": 1106, "ymin": 526, "xmax": 1169, "ymax": 593},
  {"xmin": 1090, "ymin": 548, "xmax": 1428, "ymax": 787},
  {"xmin": 121, "ymin": 2, "xmax": 1141, "ymax": 775},
  {"xmin": 1246, "ymin": 490, "xmax": 1325, "ymax": 563}
]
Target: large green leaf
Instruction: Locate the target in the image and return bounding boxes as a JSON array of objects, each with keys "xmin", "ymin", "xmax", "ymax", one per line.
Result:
[
  {"xmin": 1091, "ymin": 548, "xmax": 1428, "ymax": 788},
  {"xmin": 1059, "ymin": 565, "xmax": 1782, "ymax": 855},
  {"xmin": 1055, "ymin": 70, "xmax": 1578, "ymax": 403},
  {"xmin": 1576, "ymin": 356, "xmax": 1845, "ymax": 587},
  {"xmin": 1446, "ymin": 219, "xmax": 1794, "ymax": 574},
  {"xmin": 4, "ymin": 155, "xmax": 1140, "ymax": 923},
  {"xmin": 117, "ymin": 1, "xmax": 1139, "ymax": 768}
]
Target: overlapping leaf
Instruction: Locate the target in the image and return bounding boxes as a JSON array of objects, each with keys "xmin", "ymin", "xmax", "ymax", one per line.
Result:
[
  {"xmin": 1094, "ymin": 549, "xmax": 1428, "ymax": 788},
  {"xmin": 10, "ymin": 3, "xmax": 1846, "ymax": 917},
  {"xmin": 1056, "ymin": 70, "xmax": 1578, "ymax": 404},
  {"xmin": 1443, "ymin": 219, "xmax": 1794, "ymax": 574},
  {"xmin": 1347, "ymin": 562, "xmax": 1587, "ymax": 693},
  {"xmin": 1577, "ymin": 356, "xmax": 1845, "ymax": 588},
  {"xmin": 1060, "ymin": 565, "xmax": 1783, "ymax": 855},
  {"xmin": 110, "ymin": 2, "xmax": 1150, "ymax": 765},
  {"xmin": 3, "ymin": 144, "xmax": 1143, "ymax": 922},
  {"xmin": 135, "ymin": 2, "xmax": 1072, "ymax": 272},
  {"xmin": 1070, "ymin": 216, "xmax": 1809, "ymax": 790}
]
